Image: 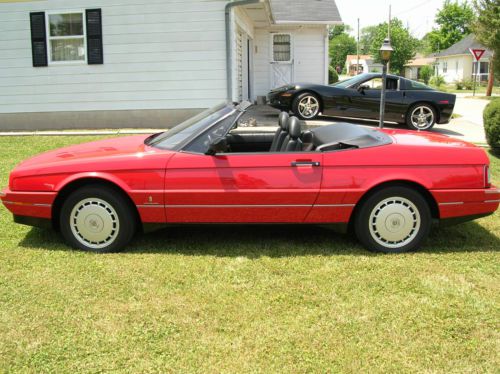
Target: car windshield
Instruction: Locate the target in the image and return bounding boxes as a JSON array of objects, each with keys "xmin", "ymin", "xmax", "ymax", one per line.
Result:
[
  {"xmin": 331, "ymin": 74, "xmax": 374, "ymax": 88},
  {"xmin": 147, "ymin": 103, "xmax": 234, "ymax": 150}
]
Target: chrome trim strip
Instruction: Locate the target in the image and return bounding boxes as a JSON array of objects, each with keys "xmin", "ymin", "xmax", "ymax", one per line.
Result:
[
  {"xmin": 137, "ymin": 204, "xmax": 356, "ymax": 208},
  {"xmin": 438, "ymin": 202, "xmax": 464, "ymax": 206},
  {"xmin": 485, "ymin": 199, "xmax": 500, "ymax": 203},
  {"xmin": 485, "ymin": 189, "xmax": 500, "ymax": 194},
  {"xmin": 2, "ymin": 200, "xmax": 51, "ymax": 207}
]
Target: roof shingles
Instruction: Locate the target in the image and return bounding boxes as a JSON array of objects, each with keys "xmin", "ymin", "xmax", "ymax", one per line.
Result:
[{"xmin": 269, "ymin": 0, "xmax": 342, "ymax": 24}]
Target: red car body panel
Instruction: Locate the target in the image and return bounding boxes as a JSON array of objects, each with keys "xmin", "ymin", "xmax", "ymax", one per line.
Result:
[{"xmin": 1, "ymin": 130, "xmax": 499, "ymax": 228}]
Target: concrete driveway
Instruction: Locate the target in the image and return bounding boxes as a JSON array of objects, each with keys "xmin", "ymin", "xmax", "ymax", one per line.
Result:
[{"xmin": 243, "ymin": 95, "xmax": 491, "ymax": 145}]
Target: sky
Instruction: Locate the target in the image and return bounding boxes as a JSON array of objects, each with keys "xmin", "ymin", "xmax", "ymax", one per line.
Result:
[{"xmin": 335, "ymin": 0, "xmax": 445, "ymax": 38}]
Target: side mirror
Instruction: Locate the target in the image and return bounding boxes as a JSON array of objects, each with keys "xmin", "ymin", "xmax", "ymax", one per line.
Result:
[
  {"xmin": 205, "ymin": 136, "xmax": 227, "ymax": 155},
  {"xmin": 357, "ymin": 84, "xmax": 369, "ymax": 93}
]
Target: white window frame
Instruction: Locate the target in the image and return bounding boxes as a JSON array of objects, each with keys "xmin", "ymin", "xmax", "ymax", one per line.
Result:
[
  {"xmin": 271, "ymin": 33, "xmax": 293, "ymax": 63},
  {"xmin": 45, "ymin": 10, "xmax": 87, "ymax": 65}
]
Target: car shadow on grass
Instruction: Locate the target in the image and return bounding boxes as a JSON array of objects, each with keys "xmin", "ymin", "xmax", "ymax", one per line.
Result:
[{"xmin": 18, "ymin": 220, "xmax": 500, "ymax": 257}]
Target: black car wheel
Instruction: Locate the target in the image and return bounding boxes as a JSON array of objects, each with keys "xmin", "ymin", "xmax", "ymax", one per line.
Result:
[
  {"xmin": 354, "ymin": 186, "xmax": 431, "ymax": 253},
  {"xmin": 406, "ymin": 103, "xmax": 437, "ymax": 130},
  {"xmin": 60, "ymin": 185, "xmax": 136, "ymax": 253},
  {"xmin": 293, "ymin": 93, "xmax": 321, "ymax": 120}
]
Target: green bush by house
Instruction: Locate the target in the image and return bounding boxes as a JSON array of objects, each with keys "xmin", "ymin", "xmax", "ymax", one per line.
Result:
[{"xmin": 329, "ymin": 66, "xmax": 339, "ymax": 84}]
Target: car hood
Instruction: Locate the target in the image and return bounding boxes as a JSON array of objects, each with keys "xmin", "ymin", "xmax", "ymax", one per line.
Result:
[{"xmin": 16, "ymin": 134, "xmax": 154, "ymax": 170}]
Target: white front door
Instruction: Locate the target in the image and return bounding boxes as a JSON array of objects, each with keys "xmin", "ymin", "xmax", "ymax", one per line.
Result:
[
  {"xmin": 270, "ymin": 33, "xmax": 293, "ymax": 89},
  {"xmin": 236, "ymin": 29, "xmax": 251, "ymax": 101}
]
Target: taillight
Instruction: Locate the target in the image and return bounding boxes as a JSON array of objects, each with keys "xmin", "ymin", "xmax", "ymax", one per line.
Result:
[{"xmin": 485, "ymin": 165, "xmax": 491, "ymax": 188}]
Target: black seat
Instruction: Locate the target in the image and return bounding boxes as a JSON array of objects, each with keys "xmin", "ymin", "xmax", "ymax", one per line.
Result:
[
  {"xmin": 301, "ymin": 130, "xmax": 315, "ymax": 151},
  {"xmin": 280, "ymin": 117, "xmax": 303, "ymax": 152},
  {"xmin": 270, "ymin": 111, "xmax": 289, "ymax": 152}
]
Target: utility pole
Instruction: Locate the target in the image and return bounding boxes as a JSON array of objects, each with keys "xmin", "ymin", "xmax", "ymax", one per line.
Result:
[
  {"xmin": 387, "ymin": 4, "xmax": 391, "ymax": 73},
  {"xmin": 356, "ymin": 18, "xmax": 360, "ymax": 75}
]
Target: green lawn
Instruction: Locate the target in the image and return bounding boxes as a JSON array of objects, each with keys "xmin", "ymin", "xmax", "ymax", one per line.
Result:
[{"xmin": 0, "ymin": 136, "xmax": 499, "ymax": 373}]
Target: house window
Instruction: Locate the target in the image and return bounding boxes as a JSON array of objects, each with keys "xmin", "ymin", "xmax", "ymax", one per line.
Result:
[
  {"xmin": 47, "ymin": 12, "xmax": 86, "ymax": 63},
  {"xmin": 442, "ymin": 61, "xmax": 447, "ymax": 73},
  {"xmin": 479, "ymin": 61, "xmax": 489, "ymax": 74},
  {"xmin": 272, "ymin": 34, "xmax": 291, "ymax": 62}
]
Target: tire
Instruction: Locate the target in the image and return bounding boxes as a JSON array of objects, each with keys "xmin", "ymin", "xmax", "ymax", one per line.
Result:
[
  {"xmin": 354, "ymin": 186, "xmax": 431, "ymax": 254},
  {"xmin": 59, "ymin": 185, "xmax": 137, "ymax": 253},
  {"xmin": 406, "ymin": 103, "xmax": 437, "ymax": 130},
  {"xmin": 292, "ymin": 92, "xmax": 321, "ymax": 120}
]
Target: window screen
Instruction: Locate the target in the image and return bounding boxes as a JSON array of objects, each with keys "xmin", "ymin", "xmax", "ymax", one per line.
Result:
[{"xmin": 273, "ymin": 34, "xmax": 291, "ymax": 62}]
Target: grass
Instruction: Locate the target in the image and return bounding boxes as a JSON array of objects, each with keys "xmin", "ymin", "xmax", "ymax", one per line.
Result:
[
  {"xmin": 430, "ymin": 83, "xmax": 500, "ymax": 95},
  {"xmin": 0, "ymin": 136, "xmax": 499, "ymax": 373}
]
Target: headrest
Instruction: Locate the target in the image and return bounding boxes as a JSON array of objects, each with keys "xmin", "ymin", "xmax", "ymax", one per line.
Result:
[
  {"xmin": 288, "ymin": 117, "xmax": 302, "ymax": 139},
  {"xmin": 279, "ymin": 111, "xmax": 289, "ymax": 130}
]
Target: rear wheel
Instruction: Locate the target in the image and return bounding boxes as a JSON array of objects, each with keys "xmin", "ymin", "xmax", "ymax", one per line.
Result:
[
  {"xmin": 406, "ymin": 103, "xmax": 437, "ymax": 130},
  {"xmin": 354, "ymin": 186, "xmax": 431, "ymax": 253},
  {"xmin": 293, "ymin": 93, "xmax": 321, "ymax": 120},
  {"xmin": 60, "ymin": 185, "xmax": 136, "ymax": 253}
]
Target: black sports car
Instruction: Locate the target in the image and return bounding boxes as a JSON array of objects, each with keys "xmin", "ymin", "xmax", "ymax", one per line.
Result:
[{"xmin": 267, "ymin": 73, "xmax": 456, "ymax": 130}]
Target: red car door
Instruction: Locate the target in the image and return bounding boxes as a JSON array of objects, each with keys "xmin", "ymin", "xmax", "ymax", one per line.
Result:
[{"xmin": 164, "ymin": 151, "xmax": 323, "ymax": 223}]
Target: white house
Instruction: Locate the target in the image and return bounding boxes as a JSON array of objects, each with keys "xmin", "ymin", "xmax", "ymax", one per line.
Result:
[
  {"xmin": 0, "ymin": 0, "xmax": 342, "ymax": 130},
  {"xmin": 404, "ymin": 56, "xmax": 435, "ymax": 81},
  {"xmin": 434, "ymin": 34, "xmax": 492, "ymax": 84},
  {"xmin": 344, "ymin": 54, "xmax": 383, "ymax": 76}
]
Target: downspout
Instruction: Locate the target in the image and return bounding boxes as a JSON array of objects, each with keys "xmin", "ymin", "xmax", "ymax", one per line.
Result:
[{"xmin": 225, "ymin": 0, "xmax": 261, "ymax": 103}]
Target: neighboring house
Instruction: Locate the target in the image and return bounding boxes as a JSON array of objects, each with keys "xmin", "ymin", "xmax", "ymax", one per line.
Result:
[
  {"xmin": 344, "ymin": 54, "xmax": 383, "ymax": 76},
  {"xmin": 404, "ymin": 56, "xmax": 435, "ymax": 81},
  {"xmin": 0, "ymin": 0, "xmax": 342, "ymax": 130},
  {"xmin": 434, "ymin": 34, "xmax": 492, "ymax": 84}
]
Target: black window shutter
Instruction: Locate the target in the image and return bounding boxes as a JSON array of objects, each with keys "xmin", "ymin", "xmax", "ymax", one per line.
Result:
[
  {"xmin": 86, "ymin": 9, "xmax": 103, "ymax": 64},
  {"xmin": 30, "ymin": 12, "xmax": 47, "ymax": 67}
]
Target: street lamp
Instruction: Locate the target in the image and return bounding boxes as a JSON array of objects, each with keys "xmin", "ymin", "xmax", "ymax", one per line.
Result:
[{"xmin": 378, "ymin": 38, "xmax": 393, "ymax": 128}]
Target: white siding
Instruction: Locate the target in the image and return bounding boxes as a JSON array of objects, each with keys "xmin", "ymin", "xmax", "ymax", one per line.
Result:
[
  {"xmin": 253, "ymin": 25, "xmax": 327, "ymax": 98},
  {"xmin": 0, "ymin": 0, "xmax": 228, "ymax": 114}
]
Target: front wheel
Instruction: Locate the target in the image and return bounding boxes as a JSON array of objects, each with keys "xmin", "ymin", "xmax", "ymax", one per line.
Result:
[
  {"xmin": 354, "ymin": 186, "xmax": 431, "ymax": 253},
  {"xmin": 406, "ymin": 104, "xmax": 437, "ymax": 130},
  {"xmin": 292, "ymin": 93, "xmax": 321, "ymax": 120},
  {"xmin": 60, "ymin": 185, "xmax": 137, "ymax": 253}
]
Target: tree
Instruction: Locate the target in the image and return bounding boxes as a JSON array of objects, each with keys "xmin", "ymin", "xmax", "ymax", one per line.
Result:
[
  {"xmin": 427, "ymin": 0, "xmax": 475, "ymax": 52},
  {"xmin": 328, "ymin": 24, "xmax": 352, "ymax": 40},
  {"xmin": 368, "ymin": 18, "xmax": 419, "ymax": 75},
  {"xmin": 473, "ymin": 0, "xmax": 500, "ymax": 96},
  {"xmin": 360, "ymin": 25, "xmax": 379, "ymax": 54},
  {"xmin": 420, "ymin": 65, "xmax": 433, "ymax": 84},
  {"xmin": 329, "ymin": 32, "xmax": 357, "ymax": 71}
]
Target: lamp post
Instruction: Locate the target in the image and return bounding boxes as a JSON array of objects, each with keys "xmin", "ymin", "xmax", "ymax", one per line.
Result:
[{"xmin": 378, "ymin": 38, "xmax": 393, "ymax": 128}]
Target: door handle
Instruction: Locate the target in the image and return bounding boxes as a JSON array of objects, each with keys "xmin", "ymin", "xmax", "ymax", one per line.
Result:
[{"xmin": 291, "ymin": 161, "xmax": 320, "ymax": 167}]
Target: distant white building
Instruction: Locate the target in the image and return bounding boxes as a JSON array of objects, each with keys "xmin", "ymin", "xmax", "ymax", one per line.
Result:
[
  {"xmin": 434, "ymin": 34, "xmax": 492, "ymax": 84},
  {"xmin": 0, "ymin": 0, "xmax": 342, "ymax": 130},
  {"xmin": 404, "ymin": 56, "xmax": 435, "ymax": 81},
  {"xmin": 344, "ymin": 54, "xmax": 383, "ymax": 76}
]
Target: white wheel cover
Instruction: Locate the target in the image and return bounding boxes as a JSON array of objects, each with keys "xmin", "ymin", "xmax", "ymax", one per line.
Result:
[
  {"xmin": 70, "ymin": 198, "xmax": 120, "ymax": 249},
  {"xmin": 369, "ymin": 197, "xmax": 421, "ymax": 249}
]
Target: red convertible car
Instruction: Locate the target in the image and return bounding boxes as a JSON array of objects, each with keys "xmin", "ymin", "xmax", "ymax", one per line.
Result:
[{"xmin": 1, "ymin": 102, "xmax": 498, "ymax": 253}]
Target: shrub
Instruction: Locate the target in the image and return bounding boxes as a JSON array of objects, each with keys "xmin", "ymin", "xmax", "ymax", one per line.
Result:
[
  {"xmin": 419, "ymin": 65, "xmax": 433, "ymax": 85},
  {"xmin": 463, "ymin": 79, "xmax": 473, "ymax": 90},
  {"xmin": 329, "ymin": 66, "xmax": 339, "ymax": 84},
  {"xmin": 430, "ymin": 74, "xmax": 445, "ymax": 87},
  {"xmin": 455, "ymin": 80, "xmax": 464, "ymax": 90},
  {"xmin": 483, "ymin": 99, "xmax": 500, "ymax": 153}
]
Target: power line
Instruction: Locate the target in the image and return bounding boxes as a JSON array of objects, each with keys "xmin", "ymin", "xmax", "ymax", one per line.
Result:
[{"xmin": 394, "ymin": 0, "xmax": 434, "ymax": 16}]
